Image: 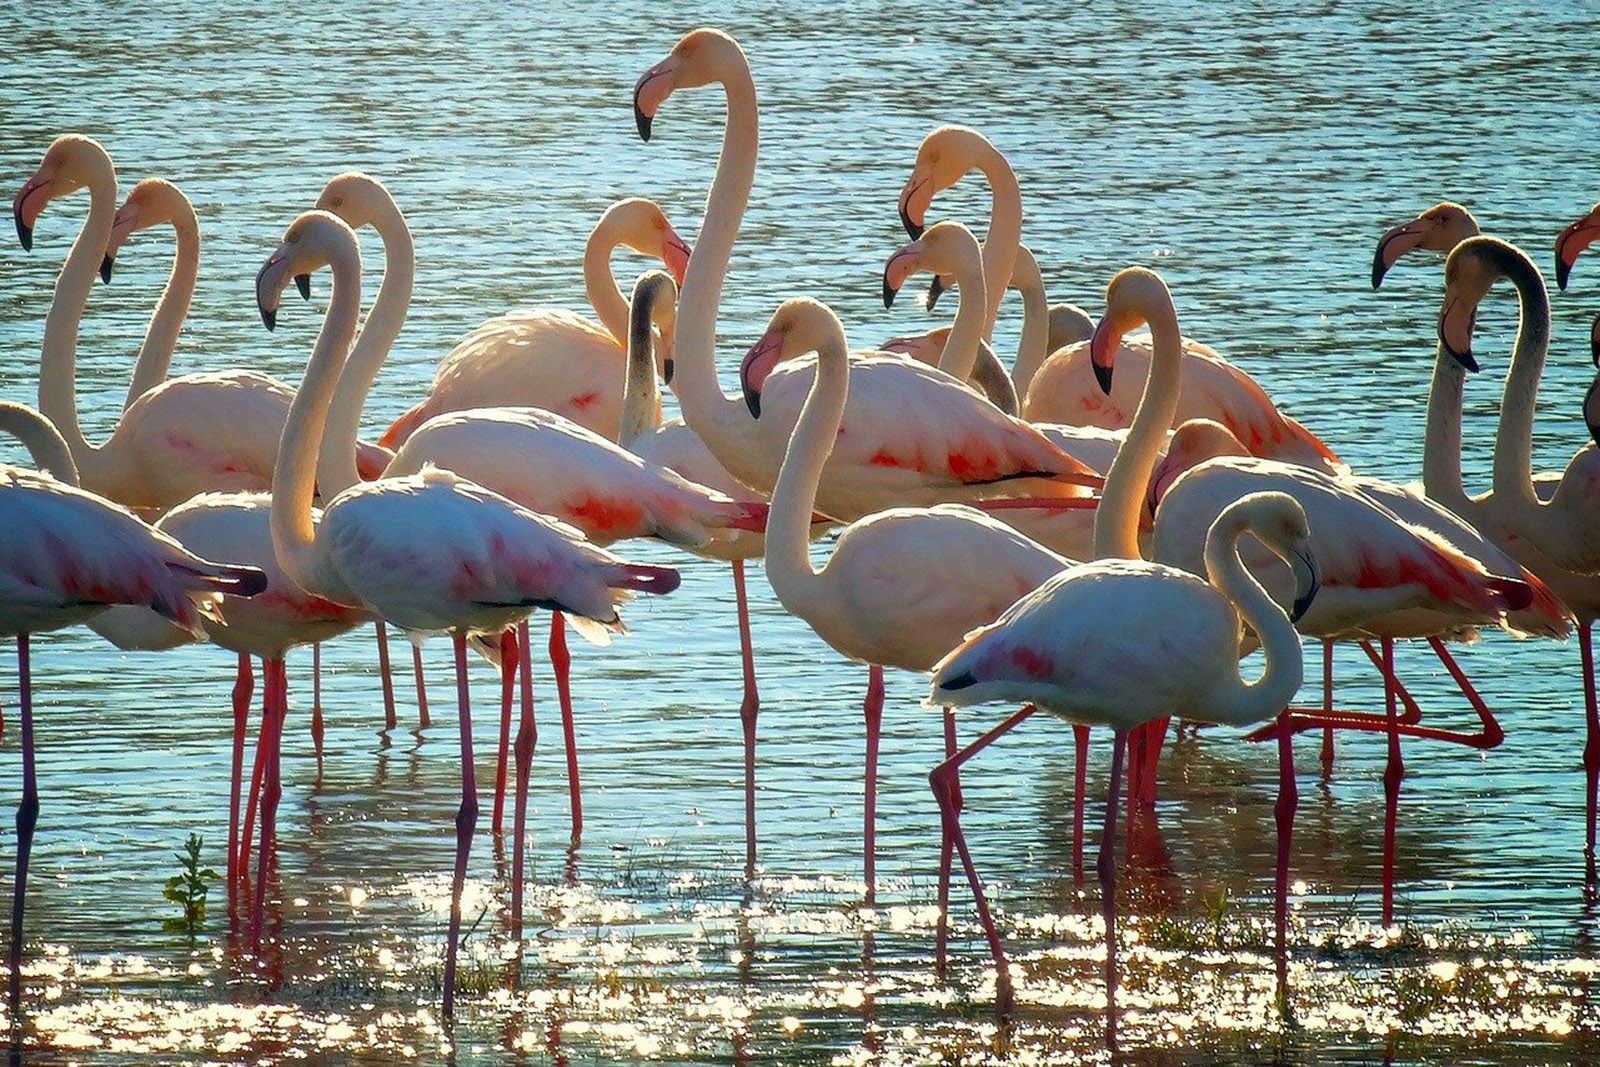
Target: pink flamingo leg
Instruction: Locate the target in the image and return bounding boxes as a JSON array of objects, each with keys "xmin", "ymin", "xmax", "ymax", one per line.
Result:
[
  {"xmin": 863, "ymin": 664, "xmax": 885, "ymax": 903},
  {"xmin": 928, "ymin": 704, "xmax": 1037, "ymax": 1016},
  {"xmin": 1583, "ymin": 623, "xmax": 1598, "ymax": 863},
  {"xmin": 250, "ymin": 659, "xmax": 287, "ymax": 946},
  {"xmin": 442, "ymin": 632, "xmax": 480, "ymax": 1018},
  {"xmin": 549, "ymin": 614, "xmax": 582, "ymax": 844},
  {"xmin": 310, "ymin": 644, "xmax": 324, "ymax": 766},
  {"xmin": 732, "ymin": 560, "xmax": 760, "ymax": 875},
  {"xmin": 412, "ymin": 643, "xmax": 431, "ymax": 730},
  {"xmin": 8, "ymin": 635, "xmax": 37, "ymax": 1014},
  {"xmin": 1319, "ymin": 641, "xmax": 1334, "ymax": 771},
  {"xmin": 374, "ymin": 621, "xmax": 398, "ymax": 732},
  {"xmin": 1099, "ymin": 729, "xmax": 1128, "ymax": 1055},
  {"xmin": 935, "ymin": 706, "xmax": 960, "ymax": 974},
  {"xmin": 511, "ymin": 620, "xmax": 535, "ymax": 939},
  {"xmin": 1072, "ymin": 723, "xmax": 1089, "ymax": 880},
  {"xmin": 1274, "ymin": 708, "xmax": 1297, "ymax": 999},
  {"xmin": 228, "ymin": 654, "xmax": 254, "ymax": 886},
  {"xmin": 237, "ymin": 657, "xmax": 272, "ymax": 893},
  {"xmin": 492, "ymin": 629, "xmax": 516, "ymax": 835},
  {"xmin": 1380, "ymin": 637, "xmax": 1402, "ymax": 927}
]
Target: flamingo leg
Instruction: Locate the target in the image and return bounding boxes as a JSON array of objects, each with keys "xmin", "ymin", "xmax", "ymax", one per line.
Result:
[
  {"xmin": 863, "ymin": 664, "xmax": 884, "ymax": 903},
  {"xmin": 928, "ymin": 704, "xmax": 1036, "ymax": 1016},
  {"xmin": 228, "ymin": 654, "xmax": 254, "ymax": 886},
  {"xmin": 492, "ymin": 629, "xmax": 516, "ymax": 835},
  {"xmin": 1319, "ymin": 640, "xmax": 1334, "ymax": 772},
  {"xmin": 1274, "ymin": 708, "xmax": 1297, "ymax": 1002},
  {"xmin": 1072, "ymin": 723, "xmax": 1089, "ymax": 880},
  {"xmin": 237, "ymin": 657, "xmax": 272, "ymax": 893},
  {"xmin": 8, "ymin": 635, "xmax": 37, "ymax": 1015},
  {"xmin": 550, "ymin": 613, "xmax": 582, "ymax": 845},
  {"xmin": 250, "ymin": 659, "xmax": 287, "ymax": 946},
  {"xmin": 375, "ymin": 621, "xmax": 398, "ymax": 732},
  {"xmin": 442, "ymin": 632, "xmax": 480, "ymax": 1018},
  {"xmin": 732, "ymin": 560, "xmax": 759, "ymax": 876},
  {"xmin": 412, "ymin": 642, "xmax": 431, "ymax": 730},
  {"xmin": 1100, "ymin": 729, "xmax": 1128, "ymax": 1055},
  {"xmin": 1381, "ymin": 638, "xmax": 1402, "ymax": 927},
  {"xmin": 310, "ymin": 644, "xmax": 323, "ymax": 766},
  {"xmin": 511, "ymin": 620, "xmax": 535, "ymax": 940},
  {"xmin": 935, "ymin": 706, "xmax": 960, "ymax": 975},
  {"xmin": 1583, "ymin": 623, "xmax": 1598, "ymax": 864}
]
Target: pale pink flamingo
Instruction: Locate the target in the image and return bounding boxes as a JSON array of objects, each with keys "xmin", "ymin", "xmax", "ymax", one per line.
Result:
[
  {"xmin": 9, "ymin": 140, "xmax": 388, "ymax": 514},
  {"xmin": 377, "ymin": 198, "xmax": 691, "ymax": 448},
  {"xmin": 256, "ymin": 210, "xmax": 680, "ymax": 1014},
  {"xmin": 632, "ymin": 31, "xmax": 1101, "ymax": 523},
  {"xmin": 0, "ymin": 400, "xmax": 267, "ymax": 1010},
  {"xmin": 926, "ymin": 265, "xmax": 1317, "ymax": 1022},
  {"xmin": 741, "ymin": 295, "xmax": 1072, "ymax": 908},
  {"xmin": 1371, "ymin": 201, "xmax": 1481, "ymax": 288}
]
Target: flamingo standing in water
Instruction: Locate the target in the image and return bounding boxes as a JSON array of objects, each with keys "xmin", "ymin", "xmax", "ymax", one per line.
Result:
[
  {"xmin": 255, "ymin": 210, "xmax": 680, "ymax": 1014},
  {"xmin": 377, "ymin": 199, "xmax": 691, "ymax": 448},
  {"xmin": 0, "ymin": 400, "xmax": 267, "ymax": 1010},
  {"xmin": 926, "ymin": 266, "xmax": 1317, "ymax": 1021}
]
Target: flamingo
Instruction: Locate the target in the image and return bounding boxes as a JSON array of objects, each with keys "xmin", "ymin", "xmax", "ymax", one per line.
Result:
[
  {"xmin": 9, "ymin": 140, "xmax": 387, "ymax": 514},
  {"xmin": 255, "ymin": 210, "xmax": 680, "ymax": 1014},
  {"xmin": 631, "ymin": 30, "xmax": 1102, "ymax": 524},
  {"xmin": 925, "ymin": 266, "xmax": 1317, "ymax": 1020},
  {"xmin": 1419, "ymin": 232, "xmax": 1600, "ymax": 858},
  {"xmin": 741, "ymin": 295, "xmax": 1072, "ymax": 905},
  {"xmin": 0, "ymin": 401, "xmax": 267, "ymax": 1010},
  {"xmin": 1371, "ymin": 201, "xmax": 1481, "ymax": 288},
  {"xmin": 377, "ymin": 198, "xmax": 691, "ymax": 448}
]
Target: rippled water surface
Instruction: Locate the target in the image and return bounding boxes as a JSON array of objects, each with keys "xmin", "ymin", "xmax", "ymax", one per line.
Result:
[{"xmin": 5, "ymin": 1, "xmax": 1600, "ymax": 1062}]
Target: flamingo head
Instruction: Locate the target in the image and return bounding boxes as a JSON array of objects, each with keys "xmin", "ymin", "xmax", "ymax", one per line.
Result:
[
  {"xmin": 12, "ymin": 135, "xmax": 114, "ymax": 253},
  {"xmin": 740, "ymin": 297, "xmax": 838, "ymax": 419},
  {"xmin": 603, "ymin": 198, "xmax": 692, "ymax": 287},
  {"xmin": 256, "ymin": 210, "xmax": 358, "ymax": 332},
  {"xmin": 1226, "ymin": 492, "xmax": 1320, "ymax": 624},
  {"xmin": 1555, "ymin": 202, "xmax": 1600, "ymax": 291},
  {"xmin": 1439, "ymin": 235, "xmax": 1534, "ymax": 373},
  {"xmin": 1092, "ymin": 266, "xmax": 1172, "ymax": 395},
  {"xmin": 898, "ymin": 124, "xmax": 995, "ymax": 239},
  {"xmin": 882, "ymin": 221, "xmax": 982, "ymax": 311},
  {"xmin": 1145, "ymin": 418, "xmax": 1247, "ymax": 519},
  {"xmin": 101, "ymin": 177, "xmax": 190, "ymax": 283},
  {"xmin": 313, "ymin": 172, "xmax": 404, "ymax": 299},
  {"xmin": 628, "ymin": 269, "xmax": 679, "ymax": 385},
  {"xmin": 633, "ymin": 28, "xmax": 744, "ymax": 143},
  {"xmin": 1371, "ymin": 201, "xmax": 1479, "ymax": 289}
]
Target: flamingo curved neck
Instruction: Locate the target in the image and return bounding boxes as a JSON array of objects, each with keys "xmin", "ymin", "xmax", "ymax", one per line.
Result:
[
  {"xmin": 1009, "ymin": 245, "xmax": 1051, "ymax": 395},
  {"xmin": 0, "ymin": 403, "xmax": 79, "ymax": 486},
  {"xmin": 272, "ymin": 242, "xmax": 364, "ymax": 601},
  {"xmin": 672, "ymin": 57, "xmax": 763, "ymax": 478},
  {"xmin": 1490, "ymin": 256, "xmax": 1553, "ymax": 514},
  {"xmin": 124, "ymin": 209, "xmax": 199, "ymax": 408},
  {"xmin": 1200, "ymin": 511, "xmax": 1304, "ymax": 724},
  {"xmin": 765, "ymin": 318, "xmax": 848, "ymax": 625},
  {"xmin": 973, "ymin": 147, "xmax": 1022, "ymax": 343},
  {"xmin": 618, "ymin": 283, "xmax": 665, "ymax": 449},
  {"xmin": 322, "ymin": 204, "xmax": 414, "ymax": 496},
  {"xmin": 583, "ymin": 218, "xmax": 633, "ymax": 344},
  {"xmin": 36, "ymin": 157, "xmax": 131, "ymax": 496},
  {"xmin": 935, "ymin": 241, "xmax": 988, "ymax": 383},
  {"xmin": 1422, "ymin": 343, "xmax": 1472, "ymax": 515},
  {"xmin": 1095, "ymin": 302, "xmax": 1181, "ymax": 560}
]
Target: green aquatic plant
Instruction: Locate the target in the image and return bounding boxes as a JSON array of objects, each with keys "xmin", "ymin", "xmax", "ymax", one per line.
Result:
[{"xmin": 162, "ymin": 833, "xmax": 218, "ymax": 938}]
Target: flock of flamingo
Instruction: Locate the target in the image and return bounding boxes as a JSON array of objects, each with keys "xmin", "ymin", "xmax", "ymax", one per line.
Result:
[{"xmin": 5, "ymin": 25, "xmax": 1600, "ymax": 1032}]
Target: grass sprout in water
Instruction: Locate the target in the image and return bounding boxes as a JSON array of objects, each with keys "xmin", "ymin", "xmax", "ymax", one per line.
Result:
[{"xmin": 161, "ymin": 835, "xmax": 219, "ymax": 940}]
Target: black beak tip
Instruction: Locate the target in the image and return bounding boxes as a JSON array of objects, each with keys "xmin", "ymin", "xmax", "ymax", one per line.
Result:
[
  {"xmin": 882, "ymin": 277, "xmax": 897, "ymax": 310},
  {"xmin": 1558, "ymin": 258, "xmax": 1573, "ymax": 292},
  {"xmin": 1443, "ymin": 340, "xmax": 1479, "ymax": 374},
  {"xmin": 635, "ymin": 105, "xmax": 653, "ymax": 143},
  {"xmin": 662, "ymin": 358, "xmax": 675, "ymax": 386},
  {"xmin": 14, "ymin": 215, "xmax": 32, "ymax": 252},
  {"xmin": 294, "ymin": 273, "xmax": 311, "ymax": 300},
  {"xmin": 99, "ymin": 256, "xmax": 113, "ymax": 283},
  {"xmin": 259, "ymin": 305, "xmax": 277, "ymax": 332},
  {"xmin": 937, "ymin": 670, "xmax": 978, "ymax": 693},
  {"xmin": 1370, "ymin": 256, "xmax": 1388, "ymax": 290},
  {"xmin": 743, "ymin": 388, "xmax": 761, "ymax": 420},
  {"xmin": 1291, "ymin": 591, "xmax": 1315, "ymax": 624},
  {"xmin": 899, "ymin": 208, "xmax": 924, "ymax": 241},
  {"xmin": 927, "ymin": 275, "xmax": 946, "ymax": 309},
  {"xmin": 1093, "ymin": 361, "xmax": 1114, "ymax": 396}
]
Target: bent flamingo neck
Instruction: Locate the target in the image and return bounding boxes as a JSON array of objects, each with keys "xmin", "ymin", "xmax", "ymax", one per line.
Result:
[{"xmin": 124, "ymin": 205, "xmax": 200, "ymax": 408}]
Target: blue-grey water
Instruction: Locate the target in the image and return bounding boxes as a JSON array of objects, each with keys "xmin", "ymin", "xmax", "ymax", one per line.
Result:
[{"xmin": 3, "ymin": 1, "xmax": 1600, "ymax": 1062}]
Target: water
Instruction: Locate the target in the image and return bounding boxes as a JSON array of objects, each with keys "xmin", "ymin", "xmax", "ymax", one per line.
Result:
[{"xmin": 3, "ymin": 0, "xmax": 1600, "ymax": 1061}]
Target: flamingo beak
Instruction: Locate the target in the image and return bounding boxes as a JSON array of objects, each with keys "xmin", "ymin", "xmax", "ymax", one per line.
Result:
[
  {"xmin": 1090, "ymin": 317, "xmax": 1123, "ymax": 395},
  {"xmin": 633, "ymin": 58, "xmax": 678, "ymax": 143},
  {"xmin": 1371, "ymin": 220, "xmax": 1426, "ymax": 289},
  {"xmin": 663, "ymin": 358, "xmax": 675, "ymax": 386},
  {"xmin": 661, "ymin": 230, "xmax": 692, "ymax": 286},
  {"xmin": 898, "ymin": 172, "xmax": 932, "ymax": 239},
  {"xmin": 1437, "ymin": 295, "xmax": 1480, "ymax": 373},
  {"xmin": 740, "ymin": 330, "xmax": 783, "ymax": 419},
  {"xmin": 882, "ymin": 244, "xmax": 921, "ymax": 310},
  {"xmin": 927, "ymin": 273, "xmax": 948, "ymax": 310},
  {"xmin": 295, "ymin": 274, "xmax": 312, "ymax": 300},
  {"xmin": 12, "ymin": 171, "xmax": 55, "ymax": 252},
  {"xmin": 1555, "ymin": 213, "xmax": 1600, "ymax": 291},
  {"xmin": 256, "ymin": 250, "xmax": 291, "ymax": 332},
  {"xmin": 1290, "ymin": 547, "xmax": 1320, "ymax": 624},
  {"xmin": 101, "ymin": 201, "xmax": 141, "ymax": 283}
]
